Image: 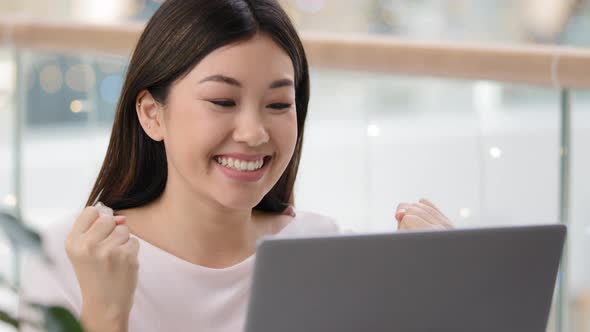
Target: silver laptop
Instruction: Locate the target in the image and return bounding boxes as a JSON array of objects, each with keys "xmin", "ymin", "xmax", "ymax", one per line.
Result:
[{"xmin": 244, "ymin": 224, "xmax": 566, "ymax": 332}]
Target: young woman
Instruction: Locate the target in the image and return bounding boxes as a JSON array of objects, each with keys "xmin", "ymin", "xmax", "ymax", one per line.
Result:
[{"xmin": 21, "ymin": 0, "xmax": 452, "ymax": 331}]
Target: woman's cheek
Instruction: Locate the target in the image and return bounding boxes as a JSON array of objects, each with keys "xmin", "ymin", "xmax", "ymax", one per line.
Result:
[
  {"xmin": 286, "ymin": 111, "xmax": 298, "ymax": 148},
  {"xmin": 275, "ymin": 112, "xmax": 298, "ymax": 165},
  {"xmin": 169, "ymin": 115, "xmax": 216, "ymax": 175}
]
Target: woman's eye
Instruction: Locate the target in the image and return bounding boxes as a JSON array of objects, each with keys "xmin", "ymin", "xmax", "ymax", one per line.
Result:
[
  {"xmin": 209, "ymin": 100, "xmax": 236, "ymax": 107},
  {"xmin": 268, "ymin": 103, "xmax": 292, "ymax": 110},
  {"xmin": 208, "ymin": 100, "xmax": 292, "ymax": 110}
]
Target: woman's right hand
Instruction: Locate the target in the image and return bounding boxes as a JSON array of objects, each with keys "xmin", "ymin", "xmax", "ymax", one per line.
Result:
[{"xmin": 65, "ymin": 206, "xmax": 140, "ymax": 331}]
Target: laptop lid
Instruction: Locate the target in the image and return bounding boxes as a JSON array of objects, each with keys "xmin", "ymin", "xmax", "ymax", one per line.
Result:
[{"xmin": 244, "ymin": 224, "xmax": 566, "ymax": 332}]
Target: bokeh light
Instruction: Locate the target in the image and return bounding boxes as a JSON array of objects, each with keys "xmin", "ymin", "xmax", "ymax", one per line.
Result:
[
  {"xmin": 65, "ymin": 64, "xmax": 96, "ymax": 93},
  {"xmin": 100, "ymin": 74, "xmax": 123, "ymax": 104},
  {"xmin": 39, "ymin": 64, "xmax": 63, "ymax": 94},
  {"xmin": 69, "ymin": 99, "xmax": 84, "ymax": 113}
]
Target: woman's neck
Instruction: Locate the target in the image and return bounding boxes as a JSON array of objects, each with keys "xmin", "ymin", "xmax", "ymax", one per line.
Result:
[{"xmin": 118, "ymin": 185, "xmax": 271, "ymax": 269}]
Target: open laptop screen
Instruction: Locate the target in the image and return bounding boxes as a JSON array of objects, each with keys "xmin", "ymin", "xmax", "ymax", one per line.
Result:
[{"xmin": 245, "ymin": 225, "xmax": 566, "ymax": 332}]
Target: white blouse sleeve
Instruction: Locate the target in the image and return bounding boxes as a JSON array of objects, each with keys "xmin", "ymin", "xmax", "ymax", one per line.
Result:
[
  {"xmin": 18, "ymin": 220, "xmax": 83, "ymax": 331},
  {"xmin": 287, "ymin": 211, "xmax": 346, "ymax": 236}
]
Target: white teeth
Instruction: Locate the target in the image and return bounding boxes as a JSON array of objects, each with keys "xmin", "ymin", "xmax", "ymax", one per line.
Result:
[{"xmin": 215, "ymin": 156, "xmax": 266, "ymax": 172}]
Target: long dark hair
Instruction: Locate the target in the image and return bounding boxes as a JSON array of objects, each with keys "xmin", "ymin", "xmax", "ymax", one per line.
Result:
[{"xmin": 86, "ymin": 0, "xmax": 309, "ymax": 213}]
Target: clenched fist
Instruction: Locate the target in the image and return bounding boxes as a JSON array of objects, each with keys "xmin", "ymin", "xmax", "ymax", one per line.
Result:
[
  {"xmin": 395, "ymin": 198, "xmax": 453, "ymax": 231},
  {"xmin": 65, "ymin": 204, "xmax": 139, "ymax": 332}
]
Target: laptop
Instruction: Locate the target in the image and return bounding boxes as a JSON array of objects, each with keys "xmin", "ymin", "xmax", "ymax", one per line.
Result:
[{"xmin": 244, "ymin": 224, "xmax": 566, "ymax": 332}]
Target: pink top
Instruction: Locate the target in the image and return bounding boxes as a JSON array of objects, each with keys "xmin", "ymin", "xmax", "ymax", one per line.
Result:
[{"xmin": 18, "ymin": 209, "xmax": 340, "ymax": 332}]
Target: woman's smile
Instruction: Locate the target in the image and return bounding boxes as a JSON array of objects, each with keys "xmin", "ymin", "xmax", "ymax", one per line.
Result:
[{"xmin": 213, "ymin": 154, "xmax": 273, "ymax": 182}]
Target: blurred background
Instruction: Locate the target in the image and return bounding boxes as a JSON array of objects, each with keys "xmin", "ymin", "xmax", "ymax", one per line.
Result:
[{"xmin": 0, "ymin": 0, "xmax": 589, "ymax": 331}]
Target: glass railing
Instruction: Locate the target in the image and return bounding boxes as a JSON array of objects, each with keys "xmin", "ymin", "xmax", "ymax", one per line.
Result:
[{"xmin": 1, "ymin": 15, "xmax": 589, "ymax": 332}]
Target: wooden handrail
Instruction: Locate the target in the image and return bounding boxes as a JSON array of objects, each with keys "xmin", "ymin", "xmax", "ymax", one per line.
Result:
[
  {"xmin": 2, "ymin": 16, "xmax": 590, "ymax": 88},
  {"xmin": 0, "ymin": 17, "xmax": 143, "ymax": 57}
]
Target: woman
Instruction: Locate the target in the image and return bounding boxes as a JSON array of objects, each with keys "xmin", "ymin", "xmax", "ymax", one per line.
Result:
[{"xmin": 21, "ymin": 0, "xmax": 452, "ymax": 331}]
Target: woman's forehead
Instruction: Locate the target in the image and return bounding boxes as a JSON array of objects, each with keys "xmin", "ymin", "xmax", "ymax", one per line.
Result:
[{"xmin": 187, "ymin": 34, "xmax": 295, "ymax": 84}]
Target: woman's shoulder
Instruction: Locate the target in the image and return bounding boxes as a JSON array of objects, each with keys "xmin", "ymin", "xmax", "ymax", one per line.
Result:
[
  {"xmin": 19, "ymin": 214, "xmax": 82, "ymax": 320},
  {"xmin": 277, "ymin": 210, "xmax": 341, "ymax": 237},
  {"xmin": 35, "ymin": 214, "xmax": 77, "ymax": 262}
]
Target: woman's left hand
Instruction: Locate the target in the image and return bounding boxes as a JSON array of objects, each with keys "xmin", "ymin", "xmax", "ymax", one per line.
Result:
[{"xmin": 395, "ymin": 198, "xmax": 453, "ymax": 231}]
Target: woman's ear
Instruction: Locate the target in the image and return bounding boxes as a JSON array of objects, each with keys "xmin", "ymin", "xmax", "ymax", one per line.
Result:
[{"xmin": 136, "ymin": 89, "xmax": 164, "ymax": 141}]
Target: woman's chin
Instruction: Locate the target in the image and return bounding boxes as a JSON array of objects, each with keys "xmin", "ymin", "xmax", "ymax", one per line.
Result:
[{"xmin": 216, "ymin": 196, "xmax": 265, "ymax": 211}]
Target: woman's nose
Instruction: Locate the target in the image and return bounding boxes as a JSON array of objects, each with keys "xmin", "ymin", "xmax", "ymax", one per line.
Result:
[{"xmin": 232, "ymin": 110, "xmax": 270, "ymax": 147}]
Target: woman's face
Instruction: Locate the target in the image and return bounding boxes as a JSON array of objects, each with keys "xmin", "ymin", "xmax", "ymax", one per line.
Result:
[{"xmin": 155, "ymin": 33, "xmax": 298, "ymax": 210}]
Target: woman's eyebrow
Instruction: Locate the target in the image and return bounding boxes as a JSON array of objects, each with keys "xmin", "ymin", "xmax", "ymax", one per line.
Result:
[
  {"xmin": 198, "ymin": 74, "xmax": 294, "ymax": 89},
  {"xmin": 269, "ymin": 78, "xmax": 293, "ymax": 89}
]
